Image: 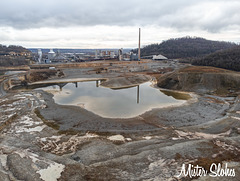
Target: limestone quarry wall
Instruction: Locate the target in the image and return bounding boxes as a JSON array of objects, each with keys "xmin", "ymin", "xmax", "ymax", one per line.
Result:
[{"xmin": 157, "ymin": 66, "xmax": 240, "ymax": 95}]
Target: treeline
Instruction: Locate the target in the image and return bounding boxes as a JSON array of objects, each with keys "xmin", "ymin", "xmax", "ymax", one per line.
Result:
[
  {"xmin": 140, "ymin": 36, "xmax": 236, "ymax": 59},
  {"xmin": 0, "ymin": 44, "xmax": 30, "ymax": 55},
  {"xmin": 0, "ymin": 44, "xmax": 31, "ymax": 66},
  {"xmin": 192, "ymin": 46, "xmax": 240, "ymax": 71}
]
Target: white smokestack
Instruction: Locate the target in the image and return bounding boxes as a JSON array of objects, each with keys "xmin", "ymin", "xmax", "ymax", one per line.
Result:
[
  {"xmin": 138, "ymin": 28, "xmax": 141, "ymax": 61},
  {"xmin": 38, "ymin": 49, "xmax": 42, "ymax": 63},
  {"xmin": 95, "ymin": 50, "xmax": 98, "ymax": 59}
]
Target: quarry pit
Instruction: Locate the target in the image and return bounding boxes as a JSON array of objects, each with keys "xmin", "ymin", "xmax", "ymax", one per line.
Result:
[{"xmin": 1, "ymin": 60, "xmax": 240, "ymax": 181}]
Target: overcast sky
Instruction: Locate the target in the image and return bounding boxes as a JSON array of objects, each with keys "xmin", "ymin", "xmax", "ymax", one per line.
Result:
[{"xmin": 0, "ymin": 0, "xmax": 240, "ymax": 48}]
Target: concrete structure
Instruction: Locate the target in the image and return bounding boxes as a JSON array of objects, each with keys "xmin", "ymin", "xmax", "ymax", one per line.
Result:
[
  {"xmin": 99, "ymin": 50, "xmax": 103, "ymax": 57},
  {"xmin": 110, "ymin": 51, "xmax": 115, "ymax": 58},
  {"xmin": 38, "ymin": 49, "xmax": 42, "ymax": 63},
  {"xmin": 95, "ymin": 50, "xmax": 98, "ymax": 59},
  {"xmin": 51, "ymin": 54, "xmax": 68, "ymax": 63},
  {"xmin": 118, "ymin": 48, "xmax": 123, "ymax": 61},
  {"xmin": 141, "ymin": 54, "xmax": 168, "ymax": 60},
  {"xmin": 102, "ymin": 51, "xmax": 107, "ymax": 56},
  {"xmin": 130, "ymin": 52, "xmax": 138, "ymax": 61},
  {"xmin": 152, "ymin": 54, "xmax": 168, "ymax": 60},
  {"xmin": 48, "ymin": 49, "xmax": 56, "ymax": 60}
]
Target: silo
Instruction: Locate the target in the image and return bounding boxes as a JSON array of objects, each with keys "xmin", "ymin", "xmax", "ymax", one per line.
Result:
[
  {"xmin": 48, "ymin": 49, "xmax": 56, "ymax": 60},
  {"xmin": 38, "ymin": 49, "xmax": 42, "ymax": 63}
]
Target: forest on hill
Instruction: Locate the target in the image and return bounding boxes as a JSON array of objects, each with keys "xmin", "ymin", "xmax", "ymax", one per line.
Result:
[
  {"xmin": 0, "ymin": 44, "xmax": 30, "ymax": 55},
  {"xmin": 192, "ymin": 45, "xmax": 240, "ymax": 71},
  {"xmin": 0, "ymin": 44, "xmax": 31, "ymax": 66},
  {"xmin": 140, "ymin": 37, "xmax": 236, "ymax": 59}
]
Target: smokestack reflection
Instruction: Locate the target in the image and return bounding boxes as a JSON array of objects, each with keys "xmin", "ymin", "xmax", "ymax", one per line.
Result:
[{"xmin": 137, "ymin": 85, "xmax": 140, "ymax": 104}]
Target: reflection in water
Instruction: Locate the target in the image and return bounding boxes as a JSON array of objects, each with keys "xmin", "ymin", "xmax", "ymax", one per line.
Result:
[
  {"xmin": 160, "ymin": 90, "xmax": 191, "ymax": 100},
  {"xmin": 137, "ymin": 85, "xmax": 140, "ymax": 104},
  {"xmin": 58, "ymin": 83, "xmax": 67, "ymax": 91},
  {"xmin": 40, "ymin": 81, "xmax": 188, "ymax": 118},
  {"xmin": 96, "ymin": 80, "xmax": 99, "ymax": 87}
]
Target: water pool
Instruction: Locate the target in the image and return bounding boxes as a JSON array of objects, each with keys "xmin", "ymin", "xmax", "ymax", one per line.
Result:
[{"xmin": 39, "ymin": 81, "xmax": 188, "ymax": 118}]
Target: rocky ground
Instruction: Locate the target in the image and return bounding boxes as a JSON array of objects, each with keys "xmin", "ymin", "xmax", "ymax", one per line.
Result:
[{"xmin": 0, "ymin": 62, "xmax": 240, "ymax": 181}]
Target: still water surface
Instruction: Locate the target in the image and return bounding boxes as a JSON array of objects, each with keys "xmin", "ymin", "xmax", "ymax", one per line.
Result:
[{"xmin": 39, "ymin": 81, "xmax": 187, "ymax": 118}]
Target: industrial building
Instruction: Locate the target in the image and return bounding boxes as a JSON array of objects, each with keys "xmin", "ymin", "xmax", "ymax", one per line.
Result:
[{"xmin": 152, "ymin": 54, "xmax": 168, "ymax": 60}]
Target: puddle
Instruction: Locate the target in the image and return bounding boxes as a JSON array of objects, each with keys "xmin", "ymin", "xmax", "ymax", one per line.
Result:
[{"xmin": 37, "ymin": 81, "xmax": 188, "ymax": 118}]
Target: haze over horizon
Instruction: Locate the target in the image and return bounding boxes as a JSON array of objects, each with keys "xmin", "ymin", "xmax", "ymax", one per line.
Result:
[{"xmin": 0, "ymin": 0, "xmax": 240, "ymax": 49}]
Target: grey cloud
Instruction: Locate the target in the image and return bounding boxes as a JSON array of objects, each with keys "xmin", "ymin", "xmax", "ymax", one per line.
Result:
[{"xmin": 0, "ymin": 0, "xmax": 240, "ymax": 33}]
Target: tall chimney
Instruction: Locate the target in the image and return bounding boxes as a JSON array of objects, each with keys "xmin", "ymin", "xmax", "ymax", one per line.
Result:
[{"xmin": 138, "ymin": 28, "xmax": 141, "ymax": 61}]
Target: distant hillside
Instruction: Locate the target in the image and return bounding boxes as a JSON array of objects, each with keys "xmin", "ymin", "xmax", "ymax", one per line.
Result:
[
  {"xmin": 0, "ymin": 44, "xmax": 32, "ymax": 66},
  {"xmin": 192, "ymin": 46, "xmax": 240, "ymax": 71},
  {"xmin": 140, "ymin": 37, "xmax": 236, "ymax": 59},
  {"xmin": 0, "ymin": 44, "xmax": 30, "ymax": 55}
]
